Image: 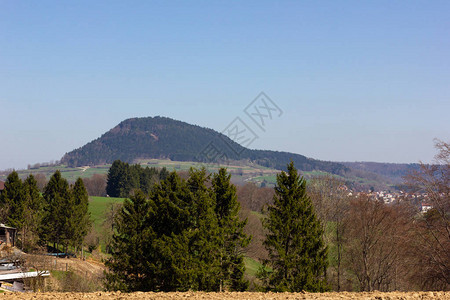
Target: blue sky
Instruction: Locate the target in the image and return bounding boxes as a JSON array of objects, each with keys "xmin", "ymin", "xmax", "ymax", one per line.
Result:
[{"xmin": 1, "ymin": 1, "xmax": 449, "ymax": 170}]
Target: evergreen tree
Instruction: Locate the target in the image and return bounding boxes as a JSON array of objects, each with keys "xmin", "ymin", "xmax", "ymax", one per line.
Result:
[
  {"xmin": 159, "ymin": 167, "xmax": 169, "ymax": 181},
  {"xmin": 107, "ymin": 160, "xmax": 173, "ymax": 197},
  {"xmin": 212, "ymin": 168, "xmax": 250, "ymax": 291},
  {"xmin": 106, "ymin": 160, "xmax": 128, "ymax": 197},
  {"xmin": 22, "ymin": 174, "xmax": 44, "ymax": 251},
  {"xmin": 147, "ymin": 169, "xmax": 221, "ymax": 291},
  {"xmin": 42, "ymin": 170, "xmax": 72, "ymax": 250},
  {"xmin": 139, "ymin": 167, "xmax": 155, "ymax": 194},
  {"xmin": 106, "ymin": 169, "xmax": 227, "ymax": 292},
  {"xmin": 148, "ymin": 171, "xmax": 192, "ymax": 291},
  {"xmin": 258, "ymin": 161, "xmax": 328, "ymax": 292},
  {"xmin": 105, "ymin": 190, "xmax": 155, "ymax": 291},
  {"xmin": 184, "ymin": 168, "xmax": 221, "ymax": 291},
  {"xmin": 70, "ymin": 178, "xmax": 91, "ymax": 250},
  {"xmin": 0, "ymin": 171, "xmax": 25, "ymax": 229}
]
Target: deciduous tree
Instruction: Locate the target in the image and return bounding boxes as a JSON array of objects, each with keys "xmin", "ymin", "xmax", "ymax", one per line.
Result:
[{"xmin": 405, "ymin": 140, "xmax": 449, "ymax": 290}]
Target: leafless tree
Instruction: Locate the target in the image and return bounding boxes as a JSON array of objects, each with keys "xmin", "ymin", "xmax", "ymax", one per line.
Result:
[
  {"xmin": 308, "ymin": 175, "xmax": 351, "ymax": 291},
  {"xmin": 83, "ymin": 174, "xmax": 107, "ymax": 196},
  {"xmin": 405, "ymin": 139, "xmax": 449, "ymax": 290},
  {"xmin": 34, "ymin": 173, "xmax": 47, "ymax": 192},
  {"xmin": 236, "ymin": 182, "xmax": 273, "ymax": 212},
  {"xmin": 342, "ymin": 194, "xmax": 411, "ymax": 291}
]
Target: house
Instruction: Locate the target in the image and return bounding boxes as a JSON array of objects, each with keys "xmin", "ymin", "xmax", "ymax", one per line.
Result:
[
  {"xmin": 421, "ymin": 203, "xmax": 433, "ymax": 213},
  {"xmin": 0, "ymin": 224, "xmax": 16, "ymax": 247}
]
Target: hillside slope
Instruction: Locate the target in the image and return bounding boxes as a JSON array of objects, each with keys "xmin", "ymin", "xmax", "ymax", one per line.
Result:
[
  {"xmin": 341, "ymin": 161, "xmax": 422, "ymax": 183},
  {"xmin": 61, "ymin": 116, "xmax": 348, "ymax": 175}
]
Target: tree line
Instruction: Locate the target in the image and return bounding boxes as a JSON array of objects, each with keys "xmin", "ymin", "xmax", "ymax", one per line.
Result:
[
  {"xmin": 0, "ymin": 170, "xmax": 90, "ymax": 253},
  {"xmin": 106, "ymin": 160, "xmax": 169, "ymax": 197},
  {"xmin": 105, "ymin": 167, "xmax": 251, "ymax": 291},
  {"xmin": 1, "ymin": 140, "xmax": 446, "ymax": 292},
  {"xmin": 105, "ymin": 162, "xmax": 329, "ymax": 292},
  {"xmin": 304, "ymin": 140, "xmax": 449, "ymax": 291},
  {"xmin": 104, "ymin": 140, "xmax": 449, "ymax": 292}
]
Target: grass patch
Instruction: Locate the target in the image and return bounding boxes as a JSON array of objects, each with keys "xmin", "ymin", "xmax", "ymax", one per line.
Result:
[
  {"xmin": 244, "ymin": 257, "xmax": 263, "ymax": 278},
  {"xmin": 250, "ymin": 211, "xmax": 265, "ymax": 219},
  {"xmin": 89, "ymin": 196, "xmax": 125, "ymax": 229},
  {"xmin": 50, "ymin": 270, "xmax": 68, "ymax": 280}
]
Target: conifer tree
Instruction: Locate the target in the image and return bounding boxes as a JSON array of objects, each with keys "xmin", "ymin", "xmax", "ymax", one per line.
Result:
[
  {"xmin": 0, "ymin": 171, "xmax": 25, "ymax": 229},
  {"xmin": 185, "ymin": 168, "xmax": 221, "ymax": 291},
  {"xmin": 258, "ymin": 161, "xmax": 328, "ymax": 292},
  {"xmin": 42, "ymin": 170, "xmax": 72, "ymax": 251},
  {"xmin": 105, "ymin": 190, "xmax": 155, "ymax": 291},
  {"xmin": 106, "ymin": 160, "xmax": 127, "ymax": 197},
  {"xmin": 70, "ymin": 178, "xmax": 91, "ymax": 251},
  {"xmin": 212, "ymin": 168, "xmax": 250, "ymax": 291},
  {"xmin": 148, "ymin": 171, "xmax": 192, "ymax": 291},
  {"xmin": 22, "ymin": 174, "xmax": 44, "ymax": 251}
]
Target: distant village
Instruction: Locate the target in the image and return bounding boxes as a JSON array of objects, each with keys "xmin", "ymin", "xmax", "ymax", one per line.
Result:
[{"xmin": 348, "ymin": 188, "xmax": 433, "ymax": 213}]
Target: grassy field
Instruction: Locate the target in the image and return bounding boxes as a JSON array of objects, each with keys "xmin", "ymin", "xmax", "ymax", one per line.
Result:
[
  {"xmin": 1, "ymin": 159, "xmax": 281, "ymax": 187},
  {"xmin": 244, "ymin": 257, "xmax": 263, "ymax": 278},
  {"xmin": 89, "ymin": 196, "xmax": 125, "ymax": 229}
]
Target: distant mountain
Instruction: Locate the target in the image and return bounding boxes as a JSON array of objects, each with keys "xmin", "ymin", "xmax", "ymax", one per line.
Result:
[
  {"xmin": 61, "ymin": 116, "xmax": 349, "ymax": 175},
  {"xmin": 341, "ymin": 161, "xmax": 422, "ymax": 183}
]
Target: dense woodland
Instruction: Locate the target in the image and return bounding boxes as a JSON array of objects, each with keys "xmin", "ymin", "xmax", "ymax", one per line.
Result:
[
  {"xmin": 0, "ymin": 171, "xmax": 90, "ymax": 254},
  {"xmin": 105, "ymin": 160, "xmax": 169, "ymax": 197}
]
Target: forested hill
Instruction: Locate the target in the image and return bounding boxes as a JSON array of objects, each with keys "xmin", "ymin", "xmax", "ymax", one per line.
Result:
[
  {"xmin": 61, "ymin": 116, "xmax": 349, "ymax": 175},
  {"xmin": 341, "ymin": 161, "xmax": 422, "ymax": 183}
]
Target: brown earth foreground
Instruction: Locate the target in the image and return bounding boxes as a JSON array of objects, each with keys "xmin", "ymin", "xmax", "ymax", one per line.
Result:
[{"xmin": 1, "ymin": 291, "xmax": 449, "ymax": 300}]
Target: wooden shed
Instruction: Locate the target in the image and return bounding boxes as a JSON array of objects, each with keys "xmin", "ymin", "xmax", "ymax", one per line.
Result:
[{"xmin": 0, "ymin": 224, "xmax": 16, "ymax": 247}]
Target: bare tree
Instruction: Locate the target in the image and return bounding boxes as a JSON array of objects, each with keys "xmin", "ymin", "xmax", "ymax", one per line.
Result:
[
  {"xmin": 34, "ymin": 174, "xmax": 47, "ymax": 192},
  {"xmin": 83, "ymin": 174, "xmax": 107, "ymax": 196},
  {"xmin": 308, "ymin": 175, "xmax": 350, "ymax": 291},
  {"xmin": 236, "ymin": 182, "xmax": 273, "ymax": 212},
  {"xmin": 342, "ymin": 194, "xmax": 411, "ymax": 291},
  {"xmin": 405, "ymin": 140, "xmax": 450, "ymax": 290}
]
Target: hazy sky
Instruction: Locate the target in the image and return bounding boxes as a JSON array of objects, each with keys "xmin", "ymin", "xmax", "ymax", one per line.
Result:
[{"xmin": 1, "ymin": 1, "xmax": 449, "ymax": 170}]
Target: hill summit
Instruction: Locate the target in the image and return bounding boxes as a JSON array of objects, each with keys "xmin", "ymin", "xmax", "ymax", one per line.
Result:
[{"xmin": 61, "ymin": 116, "xmax": 348, "ymax": 174}]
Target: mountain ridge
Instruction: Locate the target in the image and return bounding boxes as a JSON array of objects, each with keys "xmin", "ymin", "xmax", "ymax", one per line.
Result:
[{"xmin": 61, "ymin": 116, "xmax": 349, "ymax": 175}]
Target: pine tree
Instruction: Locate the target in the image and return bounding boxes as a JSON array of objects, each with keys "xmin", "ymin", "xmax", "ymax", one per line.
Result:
[
  {"xmin": 212, "ymin": 168, "xmax": 250, "ymax": 291},
  {"xmin": 0, "ymin": 171, "xmax": 25, "ymax": 230},
  {"xmin": 147, "ymin": 169, "xmax": 221, "ymax": 291},
  {"xmin": 22, "ymin": 174, "xmax": 44, "ymax": 251},
  {"xmin": 106, "ymin": 169, "xmax": 224, "ymax": 292},
  {"xmin": 42, "ymin": 170, "xmax": 72, "ymax": 251},
  {"xmin": 185, "ymin": 168, "xmax": 221, "ymax": 291},
  {"xmin": 148, "ymin": 171, "xmax": 192, "ymax": 291},
  {"xmin": 159, "ymin": 167, "xmax": 169, "ymax": 181},
  {"xmin": 258, "ymin": 161, "xmax": 328, "ymax": 292},
  {"xmin": 105, "ymin": 190, "xmax": 156, "ymax": 291},
  {"xmin": 106, "ymin": 160, "xmax": 127, "ymax": 197},
  {"xmin": 70, "ymin": 178, "xmax": 91, "ymax": 251}
]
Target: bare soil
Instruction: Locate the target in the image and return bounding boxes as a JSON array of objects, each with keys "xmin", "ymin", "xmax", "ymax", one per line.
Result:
[{"xmin": 0, "ymin": 291, "xmax": 448, "ymax": 299}]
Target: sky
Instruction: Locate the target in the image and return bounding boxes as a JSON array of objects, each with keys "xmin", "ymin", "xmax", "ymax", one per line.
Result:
[{"xmin": 1, "ymin": 1, "xmax": 449, "ymax": 170}]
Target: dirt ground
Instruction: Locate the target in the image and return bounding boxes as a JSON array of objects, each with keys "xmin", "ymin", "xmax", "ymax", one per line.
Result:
[{"xmin": 0, "ymin": 291, "xmax": 448, "ymax": 299}]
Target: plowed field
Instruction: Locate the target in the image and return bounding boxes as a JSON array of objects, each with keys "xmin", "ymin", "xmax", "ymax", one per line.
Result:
[{"xmin": 1, "ymin": 291, "xmax": 448, "ymax": 299}]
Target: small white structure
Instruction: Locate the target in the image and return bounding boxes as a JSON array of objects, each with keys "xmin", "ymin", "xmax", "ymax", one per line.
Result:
[{"xmin": 421, "ymin": 203, "xmax": 433, "ymax": 213}]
